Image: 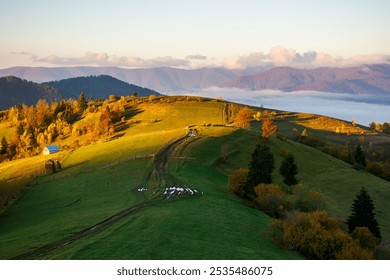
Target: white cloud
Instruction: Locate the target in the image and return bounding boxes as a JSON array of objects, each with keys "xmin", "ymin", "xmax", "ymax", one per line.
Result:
[
  {"xmin": 32, "ymin": 52, "xmax": 191, "ymax": 68},
  {"xmin": 28, "ymin": 47, "xmax": 390, "ymax": 69},
  {"xmin": 223, "ymin": 52, "xmax": 269, "ymax": 69},
  {"xmin": 186, "ymin": 54, "xmax": 207, "ymax": 60},
  {"xmin": 223, "ymin": 46, "xmax": 390, "ymax": 69}
]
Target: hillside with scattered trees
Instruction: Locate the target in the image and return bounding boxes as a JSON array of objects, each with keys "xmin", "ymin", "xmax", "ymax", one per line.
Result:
[{"xmin": 0, "ymin": 95, "xmax": 389, "ymax": 260}]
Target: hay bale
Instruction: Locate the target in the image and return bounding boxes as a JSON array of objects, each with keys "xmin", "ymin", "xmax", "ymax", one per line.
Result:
[
  {"xmin": 54, "ymin": 159, "xmax": 62, "ymax": 170},
  {"xmin": 45, "ymin": 160, "xmax": 56, "ymax": 175}
]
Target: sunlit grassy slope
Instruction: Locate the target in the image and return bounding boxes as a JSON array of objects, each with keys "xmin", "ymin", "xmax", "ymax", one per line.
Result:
[{"xmin": 0, "ymin": 97, "xmax": 389, "ymax": 259}]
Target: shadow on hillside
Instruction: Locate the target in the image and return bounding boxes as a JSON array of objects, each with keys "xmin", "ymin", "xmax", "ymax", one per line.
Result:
[
  {"xmin": 107, "ymin": 133, "xmax": 126, "ymax": 141},
  {"xmin": 62, "ymin": 161, "xmax": 90, "ymax": 172},
  {"xmin": 124, "ymin": 106, "xmax": 144, "ymax": 120}
]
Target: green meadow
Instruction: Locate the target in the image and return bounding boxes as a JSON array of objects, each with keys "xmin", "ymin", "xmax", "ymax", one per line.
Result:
[{"xmin": 0, "ymin": 97, "xmax": 389, "ymax": 259}]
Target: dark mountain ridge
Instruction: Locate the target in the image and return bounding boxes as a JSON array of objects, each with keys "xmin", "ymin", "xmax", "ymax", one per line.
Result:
[
  {"xmin": 0, "ymin": 75, "xmax": 160, "ymax": 110},
  {"xmin": 0, "ymin": 76, "xmax": 62, "ymax": 110},
  {"xmin": 46, "ymin": 75, "xmax": 159, "ymax": 99}
]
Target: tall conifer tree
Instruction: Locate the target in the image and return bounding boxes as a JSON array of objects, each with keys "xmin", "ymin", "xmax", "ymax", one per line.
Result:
[
  {"xmin": 347, "ymin": 187, "xmax": 381, "ymax": 239},
  {"xmin": 279, "ymin": 153, "xmax": 298, "ymax": 185},
  {"xmin": 354, "ymin": 144, "xmax": 367, "ymax": 168},
  {"xmin": 245, "ymin": 143, "xmax": 275, "ymax": 198}
]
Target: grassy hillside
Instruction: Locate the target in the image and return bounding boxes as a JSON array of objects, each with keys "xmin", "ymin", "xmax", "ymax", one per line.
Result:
[{"xmin": 0, "ymin": 97, "xmax": 389, "ymax": 259}]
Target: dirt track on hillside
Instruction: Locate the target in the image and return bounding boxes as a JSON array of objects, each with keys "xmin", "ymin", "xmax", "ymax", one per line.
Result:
[{"xmin": 12, "ymin": 135, "xmax": 191, "ymax": 259}]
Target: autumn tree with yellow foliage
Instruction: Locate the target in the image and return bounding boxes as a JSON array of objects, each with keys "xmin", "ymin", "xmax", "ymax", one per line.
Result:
[
  {"xmin": 235, "ymin": 108, "xmax": 252, "ymax": 128},
  {"xmin": 271, "ymin": 211, "xmax": 377, "ymax": 259},
  {"xmin": 261, "ymin": 118, "xmax": 277, "ymax": 140}
]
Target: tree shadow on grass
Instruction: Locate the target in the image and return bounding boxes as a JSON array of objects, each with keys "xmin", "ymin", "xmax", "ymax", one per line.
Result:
[{"xmin": 124, "ymin": 106, "xmax": 144, "ymax": 120}]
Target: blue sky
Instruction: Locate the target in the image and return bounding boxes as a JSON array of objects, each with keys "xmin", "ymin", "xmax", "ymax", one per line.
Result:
[{"xmin": 1, "ymin": 0, "xmax": 389, "ymax": 68}]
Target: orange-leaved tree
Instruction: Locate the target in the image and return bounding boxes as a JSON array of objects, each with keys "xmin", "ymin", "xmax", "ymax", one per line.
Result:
[
  {"xmin": 261, "ymin": 118, "xmax": 277, "ymax": 140},
  {"xmin": 235, "ymin": 108, "xmax": 252, "ymax": 128}
]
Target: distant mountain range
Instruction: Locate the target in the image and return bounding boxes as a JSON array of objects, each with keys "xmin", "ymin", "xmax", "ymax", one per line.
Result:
[
  {"xmin": 1, "ymin": 64, "xmax": 389, "ymax": 96},
  {"xmin": 0, "ymin": 66, "xmax": 239, "ymax": 93},
  {"xmin": 0, "ymin": 64, "xmax": 390, "ymax": 109},
  {"xmin": 0, "ymin": 75, "xmax": 159, "ymax": 110},
  {"xmin": 222, "ymin": 64, "xmax": 390, "ymax": 95}
]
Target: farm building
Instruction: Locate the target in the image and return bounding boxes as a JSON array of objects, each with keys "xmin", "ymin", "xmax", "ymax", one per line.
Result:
[{"xmin": 43, "ymin": 145, "xmax": 60, "ymax": 155}]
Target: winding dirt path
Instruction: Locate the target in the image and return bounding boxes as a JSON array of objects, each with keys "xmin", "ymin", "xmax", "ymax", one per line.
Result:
[
  {"xmin": 150, "ymin": 135, "xmax": 189, "ymax": 185},
  {"xmin": 12, "ymin": 135, "xmax": 191, "ymax": 260}
]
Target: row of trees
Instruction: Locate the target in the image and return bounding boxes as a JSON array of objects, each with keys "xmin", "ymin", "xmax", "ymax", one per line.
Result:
[
  {"xmin": 369, "ymin": 121, "xmax": 390, "ymax": 134},
  {"xmin": 290, "ymin": 126, "xmax": 390, "ymax": 181}
]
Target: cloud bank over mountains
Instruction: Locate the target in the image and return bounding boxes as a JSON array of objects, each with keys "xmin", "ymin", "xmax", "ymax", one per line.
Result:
[
  {"xmin": 223, "ymin": 46, "xmax": 390, "ymax": 69},
  {"xmin": 25, "ymin": 46, "xmax": 389, "ymax": 69},
  {"xmin": 32, "ymin": 52, "xmax": 191, "ymax": 68},
  {"xmin": 179, "ymin": 87, "xmax": 390, "ymax": 125}
]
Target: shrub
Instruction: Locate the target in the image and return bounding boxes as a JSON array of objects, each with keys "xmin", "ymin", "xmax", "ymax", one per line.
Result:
[
  {"xmin": 295, "ymin": 190, "xmax": 326, "ymax": 212},
  {"xmin": 365, "ymin": 161, "xmax": 384, "ymax": 178},
  {"xmin": 255, "ymin": 184, "xmax": 290, "ymax": 218},
  {"xmin": 301, "ymin": 136, "xmax": 326, "ymax": 148},
  {"xmin": 351, "ymin": 227, "xmax": 379, "ymax": 251},
  {"xmin": 228, "ymin": 168, "xmax": 249, "ymax": 197},
  {"xmin": 109, "ymin": 94, "xmax": 118, "ymax": 101},
  {"xmin": 271, "ymin": 211, "xmax": 375, "ymax": 259},
  {"xmin": 148, "ymin": 95, "xmax": 157, "ymax": 102}
]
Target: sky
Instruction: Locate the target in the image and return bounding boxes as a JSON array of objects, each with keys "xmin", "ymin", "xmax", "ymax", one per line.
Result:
[{"xmin": 0, "ymin": 0, "xmax": 390, "ymax": 69}]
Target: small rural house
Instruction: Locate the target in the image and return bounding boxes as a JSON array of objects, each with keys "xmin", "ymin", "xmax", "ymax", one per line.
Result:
[{"xmin": 43, "ymin": 145, "xmax": 60, "ymax": 155}]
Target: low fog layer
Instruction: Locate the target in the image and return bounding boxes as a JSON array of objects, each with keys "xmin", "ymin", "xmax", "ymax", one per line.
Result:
[{"xmin": 170, "ymin": 88, "xmax": 390, "ymax": 126}]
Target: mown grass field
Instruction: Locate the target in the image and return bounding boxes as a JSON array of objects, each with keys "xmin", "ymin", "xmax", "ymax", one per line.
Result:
[{"xmin": 0, "ymin": 97, "xmax": 389, "ymax": 259}]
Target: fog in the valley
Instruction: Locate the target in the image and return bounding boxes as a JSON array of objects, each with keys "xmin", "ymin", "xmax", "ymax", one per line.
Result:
[{"xmin": 171, "ymin": 88, "xmax": 390, "ymax": 126}]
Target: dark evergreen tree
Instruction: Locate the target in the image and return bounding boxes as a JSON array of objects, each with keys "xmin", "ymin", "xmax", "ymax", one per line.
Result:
[
  {"xmin": 16, "ymin": 122, "xmax": 24, "ymax": 136},
  {"xmin": 0, "ymin": 136, "xmax": 8, "ymax": 154},
  {"xmin": 77, "ymin": 92, "xmax": 88, "ymax": 112},
  {"xmin": 354, "ymin": 144, "xmax": 366, "ymax": 168},
  {"xmin": 279, "ymin": 153, "xmax": 298, "ymax": 185},
  {"xmin": 347, "ymin": 187, "xmax": 381, "ymax": 239},
  {"xmin": 245, "ymin": 143, "xmax": 275, "ymax": 198}
]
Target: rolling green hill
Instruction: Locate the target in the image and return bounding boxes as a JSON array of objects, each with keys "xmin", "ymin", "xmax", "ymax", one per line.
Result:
[{"xmin": 0, "ymin": 97, "xmax": 389, "ymax": 259}]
